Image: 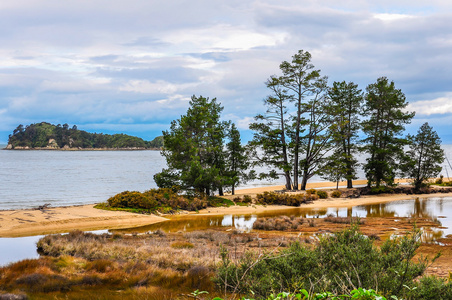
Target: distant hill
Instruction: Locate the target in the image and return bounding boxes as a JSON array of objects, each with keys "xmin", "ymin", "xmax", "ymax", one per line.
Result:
[{"xmin": 6, "ymin": 122, "xmax": 163, "ymax": 150}]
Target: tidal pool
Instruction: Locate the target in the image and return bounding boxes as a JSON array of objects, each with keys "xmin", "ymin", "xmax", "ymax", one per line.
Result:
[
  {"xmin": 116, "ymin": 197, "xmax": 452, "ymax": 239},
  {"xmin": 1, "ymin": 197, "xmax": 451, "ymax": 266}
]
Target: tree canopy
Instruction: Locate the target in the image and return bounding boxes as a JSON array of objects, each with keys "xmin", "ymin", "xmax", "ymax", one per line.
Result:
[
  {"xmin": 7, "ymin": 122, "xmax": 159, "ymax": 149},
  {"xmin": 400, "ymin": 122, "xmax": 445, "ymax": 190},
  {"xmin": 154, "ymin": 95, "xmax": 248, "ymax": 195},
  {"xmin": 361, "ymin": 77, "xmax": 415, "ymax": 188}
]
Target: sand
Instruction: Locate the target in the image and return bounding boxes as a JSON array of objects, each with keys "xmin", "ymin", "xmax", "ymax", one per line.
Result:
[
  {"xmin": 0, "ymin": 205, "xmax": 168, "ymax": 237},
  {"xmin": 1, "ymin": 179, "xmax": 450, "ymax": 237}
]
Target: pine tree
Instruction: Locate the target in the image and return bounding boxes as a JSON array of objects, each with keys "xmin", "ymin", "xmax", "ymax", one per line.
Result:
[
  {"xmin": 326, "ymin": 81, "xmax": 364, "ymax": 188},
  {"xmin": 154, "ymin": 95, "xmax": 229, "ymax": 195},
  {"xmin": 278, "ymin": 50, "xmax": 327, "ymax": 190},
  {"xmin": 249, "ymin": 76, "xmax": 293, "ymax": 190},
  {"xmin": 225, "ymin": 123, "xmax": 249, "ymax": 195},
  {"xmin": 362, "ymin": 77, "xmax": 415, "ymax": 188},
  {"xmin": 400, "ymin": 123, "xmax": 445, "ymax": 190}
]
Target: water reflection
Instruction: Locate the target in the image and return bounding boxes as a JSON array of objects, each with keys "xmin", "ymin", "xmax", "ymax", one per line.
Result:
[{"xmin": 117, "ymin": 197, "xmax": 452, "ymax": 240}]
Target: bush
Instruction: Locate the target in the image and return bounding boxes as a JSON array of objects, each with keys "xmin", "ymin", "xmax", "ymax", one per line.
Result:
[
  {"xmin": 215, "ymin": 226, "xmax": 433, "ymax": 299},
  {"xmin": 435, "ymin": 175, "xmax": 444, "ymax": 184},
  {"xmin": 331, "ymin": 190, "xmax": 342, "ymax": 198},
  {"xmin": 253, "ymin": 216, "xmax": 304, "ymax": 231},
  {"xmin": 242, "ymin": 195, "xmax": 252, "ymax": 203},
  {"xmin": 255, "ymin": 192, "xmax": 311, "ymax": 206},
  {"xmin": 106, "ymin": 188, "xmax": 209, "ymax": 212},
  {"xmin": 317, "ymin": 190, "xmax": 328, "ymax": 199}
]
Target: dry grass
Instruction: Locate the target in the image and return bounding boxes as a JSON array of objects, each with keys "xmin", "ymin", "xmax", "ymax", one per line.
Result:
[
  {"xmin": 324, "ymin": 215, "xmax": 365, "ymax": 225},
  {"xmin": 253, "ymin": 216, "xmax": 304, "ymax": 231}
]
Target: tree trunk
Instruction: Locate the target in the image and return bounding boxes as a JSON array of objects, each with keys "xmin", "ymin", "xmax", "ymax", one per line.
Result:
[{"xmin": 347, "ymin": 179, "xmax": 353, "ymax": 189}]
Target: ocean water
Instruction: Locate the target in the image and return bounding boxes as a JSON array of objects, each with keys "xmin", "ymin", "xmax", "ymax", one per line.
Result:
[
  {"xmin": 0, "ymin": 148, "xmax": 166, "ymax": 210},
  {"xmin": 1, "ymin": 144, "xmax": 452, "ymax": 210}
]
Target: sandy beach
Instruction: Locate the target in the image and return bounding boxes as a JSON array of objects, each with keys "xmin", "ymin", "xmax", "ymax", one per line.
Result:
[{"xmin": 1, "ymin": 179, "xmax": 451, "ymax": 237}]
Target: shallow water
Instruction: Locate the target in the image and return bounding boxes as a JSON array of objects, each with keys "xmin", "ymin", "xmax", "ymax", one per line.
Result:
[
  {"xmin": 1, "ymin": 196, "xmax": 451, "ymax": 266},
  {"xmin": 116, "ymin": 197, "xmax": 452, "ymax": 237}
]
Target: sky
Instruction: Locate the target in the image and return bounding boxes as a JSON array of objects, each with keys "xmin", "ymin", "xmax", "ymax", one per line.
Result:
[{"xmin": 1, "ymin": 0, "xmax": 452, "ymax": 144}]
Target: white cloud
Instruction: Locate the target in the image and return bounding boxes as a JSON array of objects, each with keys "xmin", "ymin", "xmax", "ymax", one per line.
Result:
[
  {"xmin": 1, "ymin": 0, "xmax": 452, "ymax": 142},
  {"xmin": 119, "ymin": 80, "xmax": 197, "ymax": 94},
  {"xmin": 408, "ymin": 95, "xmax": 452, "ymax": 116}
]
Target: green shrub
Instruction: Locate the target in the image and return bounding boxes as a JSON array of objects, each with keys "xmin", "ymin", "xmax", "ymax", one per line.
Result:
[
  {"xmin": 435, "ymin": 175, "xmax": 444, "ymax": 184},
  {"xmin": 407, "ymin": 276, "xmax": 452, "ymax": 300},
  {"xmin": 215, "ymin": 226, "xmax": 433, "ymax": 299},
  {"xmin": 242, "ymin": 195, "xmax": 252, "ymax": 203},
  {"xmin": 331, "ymin": 190, "xmax": 342, "ymax": 198},
  {"xmin": 255, "ymin": 192, "xmax": 310, "ymax": 206},
  {"xmin": 317, "ymin": 190, "xmax": 328, "ymax": 199},
  {"xmin": 306, "ymin": 188, "xmax": 317, "ymax": 195}
]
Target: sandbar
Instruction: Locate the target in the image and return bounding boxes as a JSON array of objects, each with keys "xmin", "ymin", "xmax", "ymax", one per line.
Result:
[{"xmin": 1, "ymin": 179, "xmax": 451, "ymax": 237}]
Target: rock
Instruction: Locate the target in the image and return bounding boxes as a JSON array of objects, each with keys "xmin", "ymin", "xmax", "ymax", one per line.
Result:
[
  {"xmin": 5, "ymin": 144, "xmax": 12, "ymax": 149},
  {"xmin": 0, "ymin": 294, "xmax": 28, "ymax": 300},
  {"xmin": 47, "ymin": 139, "xmax": 59, "ymax": 149}
]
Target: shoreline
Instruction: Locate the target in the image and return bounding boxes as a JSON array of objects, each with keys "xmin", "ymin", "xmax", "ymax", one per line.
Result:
[
  {"xmin": 2, "ymin": 147, "xmax": 161, "ymax": 151},
  {"xmin": 1, "ymin": 181, "xmax": 451, "ymax": 238}
]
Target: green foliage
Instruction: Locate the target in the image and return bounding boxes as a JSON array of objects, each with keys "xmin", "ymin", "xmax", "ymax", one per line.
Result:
[
  {"xmin": 361, "ymin": 77, "xmax": 415, "ymax": 188},
  {"xmin": 7, "ymin": 122, "xmax": 155, "ymax": 149},
  {"xmin": 249, "ymin": 50, "xmax": 330, "ymax": 191},
  {"xmin": 215, "ymin": 226, "xmax": 434, "ymax": 299},
  {"xmin": 242, "ymin": 195, "xmax": 253, "ymax": 203},
  {"xmin": 248, "ymin": 75, "xmax": 293, "ymax": 190},
  {"xmin": 225, "ymin": 123, "xmax": 250, "ymax": 195},
  {"xmin": 155, "ymin": 95, "xmax": 247, "ymax": 196},
  {"xmin": 106, "ymin": 188, "xmax": 210, "ymax": 212},
  {"xmin": 316, "ymin": 190, "xmax": 328, "ymax": 199},
  {"xmin": 255, "ymin": 191, "xmax": 317, "ymax": 206},
  {"xmin": 325, "ymin": 81, "xmax": 363, "ymax": 189},
  {"xmin": 331, "ymin": 190, "xmax": 342, "ymax": 198},
  {"xmin": 148, "ymin": 135, "xmax": 164, "ymax": 148},
  {"xmin": 399, "ymin": 123, "xmax": 445, "ymax": 191},
  {"xmin": 211, "ymin": 288, "xmax": 390, "ymax": 299},
  {"xmin": 107, "ymin": 191, "xmax": 157, "ymax": 209}
]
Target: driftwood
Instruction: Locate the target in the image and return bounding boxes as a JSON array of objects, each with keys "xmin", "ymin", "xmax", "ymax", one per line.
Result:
[{"xmin": 34, "ymin": 203, "xmax": 51, "ymax": 210}]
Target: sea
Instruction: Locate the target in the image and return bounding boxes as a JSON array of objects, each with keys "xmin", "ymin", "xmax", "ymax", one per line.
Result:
[
  {"xmin": 1, "ymin": 144, "xmax": 452, "ymax": 210},
  {"xmin": 1, "ymin": 144, "xmax": 452, "ymax": 266}
]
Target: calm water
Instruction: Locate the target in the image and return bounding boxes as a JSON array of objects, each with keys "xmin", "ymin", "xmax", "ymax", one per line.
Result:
[
  {"xmin": 0, "ymin": 149, "xmax": 167, "ymax": 210},
  {"xmin": 2, "ymin": 144, "xmax": 452, "ymax": 210},
  {"xmin": 2, "ymin": 145, "xmax": 452, "ymax": 266},
  {"xmin": 0, "ymin": 148, "xmax": 286, "ymax": 210},
  {"xmin": 116, "ymin": 197, "xmax": 452, "ymax": 237},
  {"xmin": 1, "ymin": 196, "xmax": 451, "ymax": 266}
]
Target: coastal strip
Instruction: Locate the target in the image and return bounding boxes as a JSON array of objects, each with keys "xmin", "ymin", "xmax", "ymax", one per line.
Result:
[{"xmin": 1, "ymin": 179, "xmax": 451, "ymax": 238}]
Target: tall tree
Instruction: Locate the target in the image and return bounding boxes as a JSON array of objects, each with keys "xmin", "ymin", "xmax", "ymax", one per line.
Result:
[
  {"xmin": 400, "ymin": 123, "xmax": 445, "ymax": 190},
  {"xmin": 225, "ymin": 123, "xmax": 250, "ymax": 195},
  {"xmin": 249, "ymin": 76, "xmax": 293, "ymax": 190},
  {"xmin": 277, "ymin": 50, "xmax": 327, "ymax": 190},
  {"xmin": 154, "ymin": 95, "xmax": 229, "ymax": 195},
  {"xmin": 298, "ymin": 76, "xmax": 331, "ymax": 190},
  {"xmin": 362, "ymin": 77, "xmax": 415, "ymax": 188},
  {"xmin": 326, "ymin": 81, "xmax": 364, "ymax": 188}
]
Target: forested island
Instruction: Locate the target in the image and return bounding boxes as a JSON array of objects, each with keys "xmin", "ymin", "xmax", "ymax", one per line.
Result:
[{"xmin": 5, "ymin": 122, "xmax": 163, "ymax": 150}]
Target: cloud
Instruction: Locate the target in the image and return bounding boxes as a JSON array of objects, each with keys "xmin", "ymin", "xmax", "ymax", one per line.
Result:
[
  {"xmin": 1, "ymin": 0, "xmax": 452, "ymax": 144},
  {"xmin": 408, "ymin": 94, "xmax": 452, "ymax": 116}
]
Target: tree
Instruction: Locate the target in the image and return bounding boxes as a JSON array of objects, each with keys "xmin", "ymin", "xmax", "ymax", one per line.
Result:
[
  {"xmin": 249, "ymin": 76, "xmax": 293, "ymax": 190},
  {"xmin": 225, "ymin": 123, "xmax": 250, "ymax": 195},
  {"xmin": 400, "ymin": 123, "xmax": 445, "ymax": 190},
  {"xmin": 277, "ymin": 50, "xmax": 327, "ymax": 190},
  {"xmin": 319, "ymin": 152, "xmax": 348, "ymax": 189},
  {"xmin": 326, "ymin": 81, "xmax": 364, "ymax": 188},
  {"xmin": 297, "ymin": 76, "xmax": 331, "ymax": 190},
  {"xmin": 362, "ymin": 77, "xmax": 415, "ymax": 188},
  {"xmin": 154, "ymin": 95, "xmax": 234, "ymax": 195}
]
